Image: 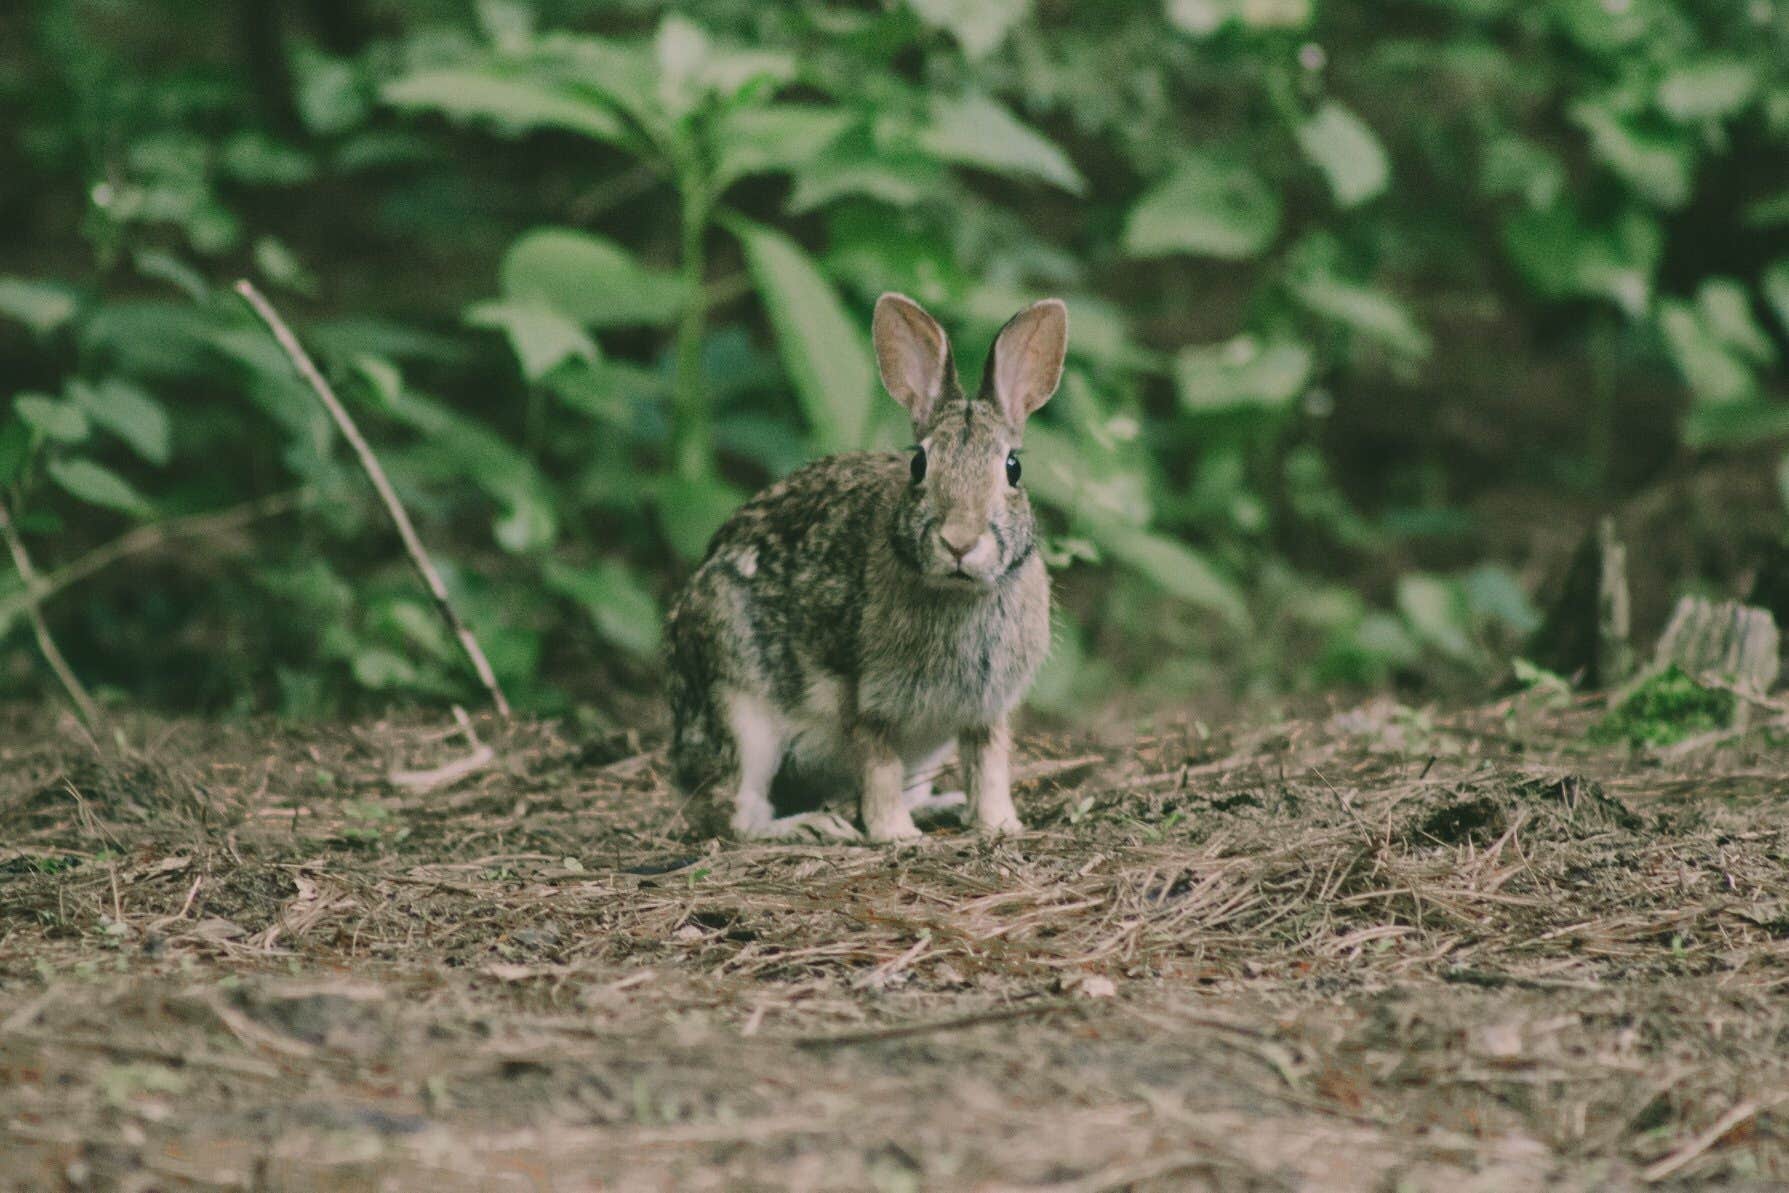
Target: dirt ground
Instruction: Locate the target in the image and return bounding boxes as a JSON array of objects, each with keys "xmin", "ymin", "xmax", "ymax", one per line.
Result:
[{"xmin": 2, "ymin": 694, "xmax": 1788, "ymax": 1191}]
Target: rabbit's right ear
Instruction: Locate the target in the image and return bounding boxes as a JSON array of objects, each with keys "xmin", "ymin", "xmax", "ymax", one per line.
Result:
[{"xmin": 873, "ymin": 293, "xmax": 951, "ymax": 428}]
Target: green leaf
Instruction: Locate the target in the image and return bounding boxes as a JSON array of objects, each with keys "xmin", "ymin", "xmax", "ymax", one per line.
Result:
[
  {"xmin": 383, "ymin": 68, "xmax": 627, "ymax": 144},
  {"xmin": 1763, "ymin": 261, "xmax": 1789, "ymax": 338},
  {"xmin": 1656, "ymin": 58, "xmax": 1757, "ymax": 123},
  {"xmin": 68, "ymin": 378, "xmax": 172, "ymax": 465},
  {"xmin": 466, "ymin": 300, "xmax": 598, "ymax": 381},
  {"xmin": 1570, "ymin": 101, "xmax": 1692, "ymax": 209},
  {"xmin": 918, "ymin": 94, "xmax": 1085, "ymax": 195},
  {"xmin": 730, "ymin": 219, "xmax": 873, "ymax": 453},
  {"xmin": 1500, "ymin": 201, "xmax": 1656, "ymax": 315},
  {"xmin": 906, "ymin": 0, "xmax": 1032, "ymax": 58},
  {"xmin": 714, "ymin": 105, "xmax": 853, "ymax": 188},
  {"xmin": 1123, "ymin": 152, "xmax": 1280, "ymax": 260},
  {"xmin": 13, "ymin": 393, "xmax": 89, "ymax": 444},
  {"xmin": 654, "ymin": 15, "xmax": 793, "ymax": 122},
  {"xmin": 1296, "ymin": 102, "xmax": 1389, "ymax": 208},
  {"xmin": 1290, "ymin": 271, "xmax": 1431, "ymax": 359},
  {"xmin": 0, "ymin": 278, "xmax": 78, "ymax": 336},
  {"xmin": 499, "ymin": 229, "xmax": 685, "ymax": 328},
  {"xmin": 1397, "ymin": 574, "xmax": 1476, "ymax": 662},
  {"xmin": 1096, "ymin": 523, "xmax": 1248, "ymax": 629},
  {"xmin": 1174, "ymin": 337, "xmax": 1312, "ymax": 411},
  {"xmin": 1696, "ymin": 279, "xmax": 1775, "ymax": 365},
  {"xmin": 1659, "ymin": 300, "xmax": 1753, "ymax": 406},
  {"xmin": 47, "ymin": 457, "xmax": 153, "ymax": 518},
  {"xmin": 542, "ymin": 558, "xmax": 661, "ymax": 657},
  {"xmin": 655, "ymin": 473, "xmax": 745, "ymax": 562},
  {"xmin": 1167, "ymin": 0, "xmax": 1311, "ymax": 35},
  {"xmin": 788, "ymin": 152, "xmax": 943, "ymax": 213}
]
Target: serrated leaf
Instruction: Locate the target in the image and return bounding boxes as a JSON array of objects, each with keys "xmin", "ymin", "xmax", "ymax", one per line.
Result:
[
  {"xmin": 918, "ymin": 94, "xmax": 1085, "ymax": 195},
  {"xmin": 383, "ymin": 68, "xmax": 627, "ymax": 144},
  {"xmin": 1174, "ymin": 337, "xmax": 1312, "ymax": 411},
  {"xmin": 906, "ymin": 0, "xmax": 1031, "ymax": 58},
  {"xmin": 47, "ymin": 457, "xmax": 153, "ymax": 518},
  {"xmin": 14, "ymin": 394, "xmax": 89, "ymax": 444},
  {"xmin": 499, "ymin": 229, "xmax": 685, "ymax": 328},
  {"xmin": 68, "ymin": 378, "xmax": 172, "ymax": 465},
  {"xmin": 466, "ymin": 300, "xmax": 598, "ymax": 381},
  {"xmin": 731, "ymin": 218, "xmax": 872, "ymax": 453},
  {"xmin": 1297, "ymin": 102, "xmax": 1389, "ymax": 208},
  {"xmin": 542, "ymin": 558, "xmax": 661, "ymax": 656},
  {"xmin": 1123, "ymin": 152, "xmax": 1280, "ymax": 260},
  {"xmin": 0, "ymin": 278, "xmax": 78, "ymax": 336}
]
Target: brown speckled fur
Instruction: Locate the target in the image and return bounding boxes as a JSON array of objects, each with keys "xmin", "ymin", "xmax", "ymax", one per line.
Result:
[{"xmin": 665, "ymin": 297, "xmax": 1065, "ymax": 841}]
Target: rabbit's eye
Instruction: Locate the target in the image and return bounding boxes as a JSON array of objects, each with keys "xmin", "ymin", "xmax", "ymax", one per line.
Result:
[
  {"xmin": 1005, "ymin": 452, "xmax": 1022, "ymax": 486},
  {"xmin": 910, "ymin": 447, "xmax": 927, "ymax": 484}
]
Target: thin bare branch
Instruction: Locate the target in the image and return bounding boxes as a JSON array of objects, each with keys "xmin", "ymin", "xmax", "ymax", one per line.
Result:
[
  {"xmin": 233, "ymin": 280, "xmax": 511, "ymax": 719},
  {"xmin": 0, "ymin": 496, "xmax": 101, "ymax": 727}
]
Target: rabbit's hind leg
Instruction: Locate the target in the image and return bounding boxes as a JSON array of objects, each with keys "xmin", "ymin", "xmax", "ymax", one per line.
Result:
[{"xmin": 725, "ymin": 691, "xmax": 861, "ymax": 842}]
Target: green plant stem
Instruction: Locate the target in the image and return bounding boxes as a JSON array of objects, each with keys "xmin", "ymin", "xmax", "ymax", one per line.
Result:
[{"xmin": 671, "ymin": 183, "xmax": 713, "ymax": 481}]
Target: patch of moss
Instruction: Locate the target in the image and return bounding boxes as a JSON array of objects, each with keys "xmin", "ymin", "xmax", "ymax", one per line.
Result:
[{"xmin": 1591, "ymin": 665, "xmax": 1734, "ymax": 748}]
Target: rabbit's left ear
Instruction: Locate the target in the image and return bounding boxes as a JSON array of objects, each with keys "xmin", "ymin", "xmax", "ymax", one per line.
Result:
[{"xmin": 985, "ymin": 299, "xmax": 1067, "ymax": 425}]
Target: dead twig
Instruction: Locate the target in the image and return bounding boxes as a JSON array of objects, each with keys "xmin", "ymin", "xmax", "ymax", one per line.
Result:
[
  {"xmin": 233, "ymin": 279, "xmax": 511, "ymax": 719},
  {"xmin": 0, "ymin": 488, "xmax": 312, "ymax": 629},
  {"xmin": 1641, "ymin": 1097, "xmax": 1774, "ymax": 1182},
  {"xmin": 0, "ymin": 496, "xmax": 101, "ymax": 727},
  {"xmin": 792, "ymin": 998, "xmax": 1081, "ymax": 1048}
]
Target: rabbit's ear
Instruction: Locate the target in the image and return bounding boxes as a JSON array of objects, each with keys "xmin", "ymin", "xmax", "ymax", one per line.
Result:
[
  {"xmin": 985, "ymin": 299, "xmax": 1068, "ymax": 424},
  {"xmin": 874, "ymin": 293, "xmax": 952, "ymax": 427}
]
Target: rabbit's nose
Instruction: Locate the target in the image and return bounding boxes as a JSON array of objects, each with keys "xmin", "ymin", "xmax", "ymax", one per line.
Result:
[{"xmin": 939, "ymin": 527, "xmax": 979, "ymax": 560}]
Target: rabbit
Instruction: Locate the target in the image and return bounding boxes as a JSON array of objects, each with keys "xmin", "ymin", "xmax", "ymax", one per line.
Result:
[{"xmin": 664, "ymin": 293, "xmax": 1067, "ymax": 843}]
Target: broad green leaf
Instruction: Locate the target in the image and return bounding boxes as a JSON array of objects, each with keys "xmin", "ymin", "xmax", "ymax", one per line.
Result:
[
  {"xmin": 542, "ymin": 558, "xmax": 661, "ymax": 656},
  {"xmin": 1763, "ymin": 261, "xmax": 1789, "ymax": 338},
  {"xmin": 1656, "ymin": 58, "xmax": 1757, "ymax": 123},
  {"xmin": 1174, "ymin": 337, "xmax": 1312, "ymax": 411},
  {"xmin": 1297, "ymin": 102, "xmax": 1389, "ymax": 208},
  {"xmin": 14, "ymin": 394, "xmax": 89, "ymax": 444},
  {"xmin": 655, "ymin": 473, "xmax": 745, "ymax": 562},
  {"xmin": 714, "ymin": 105, "xmax": 853, "ymax": 189},
  {"xmin": 788, "ymin": 151, "xmax": 944, "ymax": 213},
  {"xmin": 380, "ymin": 389, "xmax": 559, "ymax": 552},
  {"xmin": 1123, "ymin": 152, "xmax": 1280, "ymax": 260},
  {"xmin": 0, "ymin": 278, "xmax": 78, "ymax": 336},
  {"xmin": 1570, "ymin": 101, "xmax": 1692, "ymax": 209},
  {"xmin": 1659, "ymin": 300, "xmax": 1753, "ymax": 406},
  {"xmin": 731, "ymin": 219, "xmax": 872, "ymax": 453},
  {"xmin": 1501, "ymin": 201, "xmax": 1656, "ymax": 315},
  {"xmin": 499, "ymin": 229, "xmax": 685, "ymax": 328},
  {"xmin": 466, "ymin": 300, "xmax": 598, "ymax": 381},
  {"xmin": 654, "ymin": 15, "xmax": 793, "ymax": 121},
  {"xmin": 918, "ymin": 94, "xmax": 1085, "ymax": 195},
  {"xmin": 383, "ymin": 68, "xmax": 627, "ymax": 144},
  {"xmin": 1462, "ymin": 563, "xmax": 1541, "ymax": 635},
  {"xmin": 1397, "ymin": 574, "xmax": 1476, "ymax": 662},
  {"xmin": 1696, "ymin": 279, "xmax": 1775, "ymax": 365},
  {"xmin": 1290, "ymin": 271, "xmax": 1431, "ymax": 358},
  {"xmin": 47, "ymin": 457, "xmax": 153, "ymax": 518},
  {"xmin": 1096, "ymin": 523, "xmax": 1248, "ymax": 628},
  {"xmin": 907, "ymin": 0, "xmax": 1032, "ymax": 58},
  {"xmin": 1167, "ymin": 0, "xmax": 1310, "ymax": 35},
  {"xmin": 68, "ymin": 378, "xmax": 172, "ymax": 464}
]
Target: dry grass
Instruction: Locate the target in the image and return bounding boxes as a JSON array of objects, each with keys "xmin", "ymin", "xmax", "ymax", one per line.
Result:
[{"xmin": 2, "ymin": 695, "xmax": 1788, "ymax": 1190}]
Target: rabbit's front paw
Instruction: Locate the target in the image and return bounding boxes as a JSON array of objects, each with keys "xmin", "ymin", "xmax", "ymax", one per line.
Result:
[
  {"xmin": 975, "ymin": 812, "xmax": 1025, "ymax": 837},
  {"xmin": 864, "ymin": 812, "xmax": 924, "ymax": 845}
]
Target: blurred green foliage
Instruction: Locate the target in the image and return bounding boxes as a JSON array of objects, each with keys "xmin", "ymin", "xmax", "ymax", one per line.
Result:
[{"xmin": 0, "ymin": 0, "xmax": 1785, "ymax": 716}]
